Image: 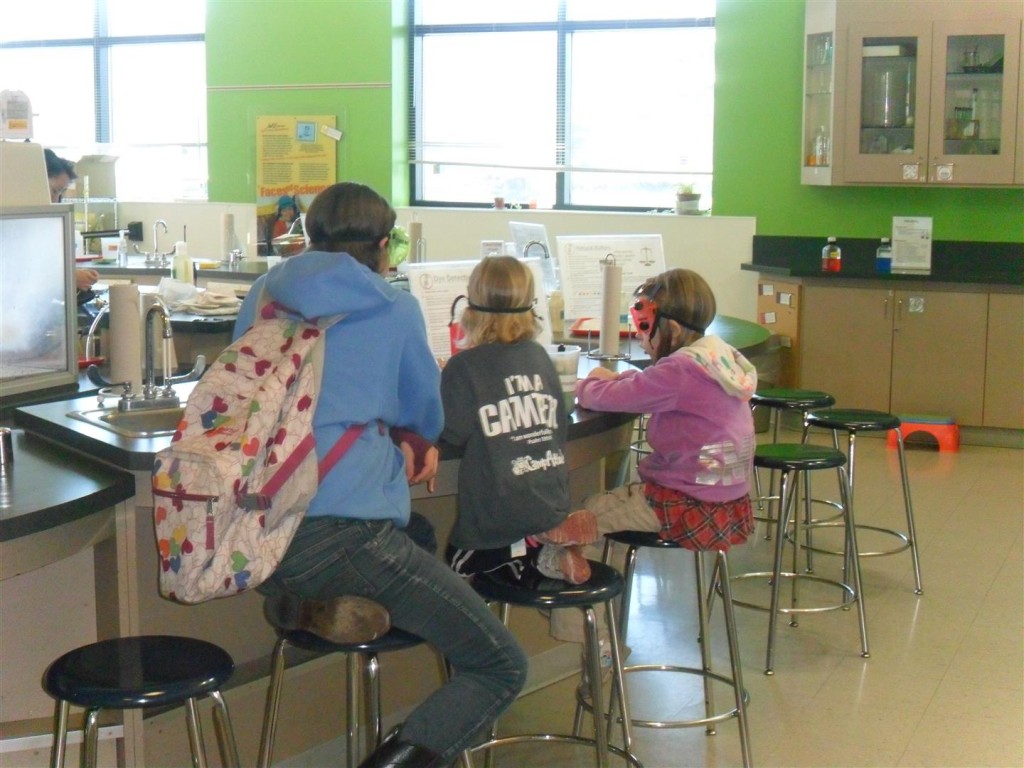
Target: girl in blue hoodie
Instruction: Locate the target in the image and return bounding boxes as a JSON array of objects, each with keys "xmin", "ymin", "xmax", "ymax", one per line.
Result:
[{"xmin": 234, "ymin": 183, "xmax": 526, "ymax": 768}]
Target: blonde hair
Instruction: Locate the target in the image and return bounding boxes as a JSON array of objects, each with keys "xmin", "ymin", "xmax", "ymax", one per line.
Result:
[
  {"xmin": 639, "ymin": 268, "xmax": 716, "ymax": 359},
  {"xmin": 459, "ymin": 256, "xmax": 542, "ymax": 347}
]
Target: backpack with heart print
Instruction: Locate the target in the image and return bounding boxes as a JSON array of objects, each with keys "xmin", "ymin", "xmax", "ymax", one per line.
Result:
[{"xmin": 151, "ymin": 290, "xmax": 362, "ymax": 604}]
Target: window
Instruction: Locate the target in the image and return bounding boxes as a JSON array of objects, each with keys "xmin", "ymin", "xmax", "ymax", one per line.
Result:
[
  {"xmin": 409, "ymin": 0, "xmax": 716, "ymax": 210},
  {"xmin": 0, "ymin": 0, "xmax": 207, "ymax": 201}
]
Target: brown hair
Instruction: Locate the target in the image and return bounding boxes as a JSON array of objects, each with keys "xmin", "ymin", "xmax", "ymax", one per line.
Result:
[
  {"xmin": 303, "ymin": 182, "xmax": 396, "ymax": 274},
  {"xmin": 639, "ymin": 268, "xmax": 716, "ymax": 359},
  {"xmin": 459, "ymin": 256, "xmax": 541, "ymax": 347}
]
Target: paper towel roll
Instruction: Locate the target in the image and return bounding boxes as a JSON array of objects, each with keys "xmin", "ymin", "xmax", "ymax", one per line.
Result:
[
  {"xmin": 599, "ymin": 261, "xmax": 622, "ymax": 356},
  {"xmin": 109, "ymin": 284, "xmax": 142, "ymax": 392},
  {"xmin": 221, "ymin": 213, "xmax": 235, "ymax": 259}
]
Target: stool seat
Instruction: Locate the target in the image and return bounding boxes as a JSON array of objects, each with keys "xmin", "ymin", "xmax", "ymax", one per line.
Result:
[
  {"xmin": 752, "ymin": 388, "xmax": 835, "ymax": 411},
  {"xmin": 44, "ymin": 636, "xmax": 234, "ymax": 711},
  {"xmin": 43, "ymin": 636, "xmax": 240, "ymax": 768},
  {"xmin": 605, "ymin": 529, "xmax": 680, "ymax": 549},
  {"xmin": 754, "ymin": 443, "xmax": 846, "ymax": 472},
  {"xmin": 805, "ymin": 408, "xmax": 900, "ymax": 433},
  {"xmin": 272, "ymin": 626, "xmax": 424, "ymax": 656},
  {"xmin": 472, "ymin": 561, "xmax": 624, "ymax": 607}
]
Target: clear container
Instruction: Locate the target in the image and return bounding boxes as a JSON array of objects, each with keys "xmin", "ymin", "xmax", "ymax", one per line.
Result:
[
  {"xmin": 875, "ymin": 237, "xmax": 892, "ymax": 274},
  {"xmin": 822, "ymin": 236, "xmax": 841, "ymax": 273}
]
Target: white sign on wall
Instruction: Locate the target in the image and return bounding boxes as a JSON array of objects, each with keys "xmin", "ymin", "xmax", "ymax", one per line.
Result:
[
  {"xmin": 406, "ymin": 258, "xmax": 552, "ymax": 361},
  {"xmin": 554, "ymin": 234, "xmax": 665, "ymax": 322}
]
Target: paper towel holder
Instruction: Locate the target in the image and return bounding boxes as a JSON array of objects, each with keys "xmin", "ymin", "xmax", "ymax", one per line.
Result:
[{"xmin": 586, "ymin": 254, "xmax": 631, "ymax": 362}]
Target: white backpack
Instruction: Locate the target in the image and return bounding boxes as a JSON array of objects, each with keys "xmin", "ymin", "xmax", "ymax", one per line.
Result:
[{"xmin": 151, "ymin": 292, "xmax": 361, "ymax": 603}]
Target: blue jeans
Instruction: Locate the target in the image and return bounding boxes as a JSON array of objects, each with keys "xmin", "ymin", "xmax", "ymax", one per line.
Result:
[{"xmin": 261, "ymin": 515, "xmax": 528, "ymax": 761}]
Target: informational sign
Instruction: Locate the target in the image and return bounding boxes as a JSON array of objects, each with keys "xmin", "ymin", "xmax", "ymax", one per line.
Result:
[
  {"xmin": 554, "ymin": 234, "xmax": 665, "ymax": 322},
  {"xmin": 255, "ymin": 115, "xmax": 338, "ymax": 254},
  {"xmin": 891, "ymin": 216, "xmax": 933, "ymax": 274},
  {"xmin": 406, "ymin": 258, "xmax": 552, "ymax": 361}
]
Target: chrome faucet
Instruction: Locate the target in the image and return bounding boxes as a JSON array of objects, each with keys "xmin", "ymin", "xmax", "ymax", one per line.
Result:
[
  {"xmin": 142, "ymin": 299, "xmax": 176, "ymax": 402},
  {"xmin": 147, "ymin": 219, "xmax": 170, "ymax": 266}
]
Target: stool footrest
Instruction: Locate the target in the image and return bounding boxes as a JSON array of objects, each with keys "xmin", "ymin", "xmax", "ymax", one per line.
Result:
[
  {"xmin": 470, "ymin": 734, "xmax": 644, "ymax": 767},
  {"xmin": 728, "ymin": 571, "xmax": 856, "ymax": 614},
  {"xmin": 785, "ymin": 521, "xmax": 913, "ymax": 558},
  {"xmin": 577, "ymin": 665, "xmax": 749, "ymax": 730}
]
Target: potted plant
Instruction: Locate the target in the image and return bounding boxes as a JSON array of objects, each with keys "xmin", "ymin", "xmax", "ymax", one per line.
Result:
[{"xmin": 675, "ymin": 183, "xmax": 702, "ymax": 215}]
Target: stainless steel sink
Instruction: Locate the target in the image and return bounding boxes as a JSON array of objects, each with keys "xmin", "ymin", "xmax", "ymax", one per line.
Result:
[{"xmin": 68, "ymin": 406, "xmax": 185, "ymax": 438}]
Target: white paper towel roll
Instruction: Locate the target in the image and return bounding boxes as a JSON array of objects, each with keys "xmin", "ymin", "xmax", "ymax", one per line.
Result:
[
  {"xmin": 109, "ymin": 284, "xmax": 142, "ymax": 392},
  {"xmin": 599, "ymin": 261, "xmax": 622, "ymax": 356},
  {"xmin": 221, "ymin": 213, "xmax": 235, "ymax": 259}
]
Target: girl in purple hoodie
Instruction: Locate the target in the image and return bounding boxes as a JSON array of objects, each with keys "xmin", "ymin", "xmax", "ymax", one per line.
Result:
[{"xmin": 573, "ymin": 268, "xmax": 757, "ymax": 551}]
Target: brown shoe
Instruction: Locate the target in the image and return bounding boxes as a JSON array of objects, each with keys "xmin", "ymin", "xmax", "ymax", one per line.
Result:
[
  {"xmin": 299, "ymin": 596, "xmax": 391, "ymax": 645},
  {"xmin": 535, "ymin": 509, "xmax": 599, "ymax": 546},
  {"xmin": 265, "ymin": 594, "xmax": 391, "ymax": 645}
]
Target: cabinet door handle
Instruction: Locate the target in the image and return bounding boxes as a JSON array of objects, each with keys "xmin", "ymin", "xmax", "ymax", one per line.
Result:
[{"xmin": 896, "ymin": 297, "xmax": 903, "ymax": 322}]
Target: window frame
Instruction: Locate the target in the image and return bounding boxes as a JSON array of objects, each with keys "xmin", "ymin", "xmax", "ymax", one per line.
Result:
[
  {"xmin": 0, "ymin": 3, "xmax": 205, "ymax": 200},
  {"xmin": 407, "ymin": 6, "xmax": 715, "ymax": 212}
]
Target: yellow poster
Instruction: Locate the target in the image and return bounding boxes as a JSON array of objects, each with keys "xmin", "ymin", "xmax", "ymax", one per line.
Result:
[{"xmin": 256, "ymin": 115, "xmax": 338, "ymax": 254}]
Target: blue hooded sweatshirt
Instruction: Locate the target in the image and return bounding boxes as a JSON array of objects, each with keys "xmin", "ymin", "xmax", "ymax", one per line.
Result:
[{"xmin": 233, "ymin": 251, "xmax": 443, "ymax": 525}]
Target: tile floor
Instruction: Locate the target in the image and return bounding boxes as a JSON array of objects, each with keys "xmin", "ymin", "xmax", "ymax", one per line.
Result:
[
  {"xmin": 489, "ymin": 435, "xmax": 1024, "ymax": 767},
  {"xmin": 287, "ymin": 434, "xmax": 1023, "ymax": 767}
]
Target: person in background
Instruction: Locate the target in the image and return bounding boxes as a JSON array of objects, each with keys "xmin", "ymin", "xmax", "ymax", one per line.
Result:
[
  {"xmin": 440, "ymin": 255, "xmax": 598, "ymax": 585},
  {"xmin": 549, "ymin": 268, "xmax": 758, "ymax": 655},
  {"xmin": 45, "ymin": 149, "xmax": 98, "ymax": 302},
  {"xmin": 272, "ymin": 193, "xmax": 301, "ymax": 239},
  {"xmin": 233, "ymin": 182, "xmax": 526, "ymax": 768}
]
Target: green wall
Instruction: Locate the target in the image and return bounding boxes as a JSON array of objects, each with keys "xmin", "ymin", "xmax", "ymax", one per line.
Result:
[
  {"xmin": 206, "ymin": 0, "xmax": 395, "ymax": 203},
  {"xmin": 206, "ymin": 0, "xmax": 1023, "ymax": 243}
]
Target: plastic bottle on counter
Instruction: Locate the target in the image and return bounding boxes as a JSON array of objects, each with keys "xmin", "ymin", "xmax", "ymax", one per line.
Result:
[
  {"xmin": 875, "ymin": 237, "xmax": 892, "ymax": 274},
  {"xmin": 821, "ymin": 236, "xmax": 841, "ymax": 273},
  {"xmin": 117, "ymin": 230, "xmax": 129, "ymax": 267},
  {"xmin": 173, "ymin": 241, "xmax": 194, "ymax": 283}
]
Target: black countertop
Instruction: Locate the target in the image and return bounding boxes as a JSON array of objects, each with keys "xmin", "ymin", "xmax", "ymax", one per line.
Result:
[
  {"xmin": 0, "ymin": 428, "xmax": 134, "ymax": 543},
  {"xmin": 745, "ymin": 235, "xmax": 1023, "ymax": 286}
]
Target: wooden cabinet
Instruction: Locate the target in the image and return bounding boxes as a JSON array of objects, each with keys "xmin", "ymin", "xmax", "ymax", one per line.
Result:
[
  {"xmin": 798, "ymin": 283, "xmax": 989, "ymax": 424},
  {"xmin": 984, "ymin": 292, "xmax": 1024, "ymax": 429},
  {"xmin": 802, "ymin": 0, "xmax": 1023, "ymax": 187}
]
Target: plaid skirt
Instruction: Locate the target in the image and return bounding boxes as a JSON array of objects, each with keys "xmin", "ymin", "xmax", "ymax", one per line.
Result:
[{"xmin": 644, "ymin": 483, "xmax": 754, "ymax": 551}]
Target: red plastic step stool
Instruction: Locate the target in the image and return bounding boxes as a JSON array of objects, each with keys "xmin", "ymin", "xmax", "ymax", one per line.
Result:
[{"xmin": 888, "ymin": 414, "xmax": 959, "ymax": 452}]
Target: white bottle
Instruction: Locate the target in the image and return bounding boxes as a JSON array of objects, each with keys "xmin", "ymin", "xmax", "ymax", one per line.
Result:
[
  {"xmin": 173, "ymin": 241, "xmax": 194, "ymax": 283},
  {"xmin": 117, "ymin": 230, "xmax": 129, "ymax": 267}
]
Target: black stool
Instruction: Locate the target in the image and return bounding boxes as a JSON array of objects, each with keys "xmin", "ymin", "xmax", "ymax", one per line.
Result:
[
  {"xmin": 803, "ymin": 408, "xmax": 923, "ymax": 595},
  {"xmin": 731, "ymin": 444, "xmax": 869, "ymax": 674},
  {"xmin": 43, "ymin": 635, "xmax": 239, "ymax": 768},
  {"xmin": 469, "ymin": 562, "xmax": 641, "ymax": 768},
  {"xmin": 258, "ymin": 609, "xmax": 425, "ymax": 768},
  {"xmin": 751, "ymin": 389, "xmax": 837, "ymax": 536},
  {"xmin": 603, "ymin": 531, "xmax": 752, "ymax": 768}
]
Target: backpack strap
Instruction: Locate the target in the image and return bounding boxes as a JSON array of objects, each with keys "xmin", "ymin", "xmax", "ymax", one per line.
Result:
[{"xmin": 318, "ymin": 423, "xmax": 366, "ymax": 480}]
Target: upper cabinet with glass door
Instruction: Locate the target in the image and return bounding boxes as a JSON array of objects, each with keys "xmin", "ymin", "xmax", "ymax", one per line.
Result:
[{"xmin": 802, "ymin": 0, "xmax": 1022, "ymax": 187}]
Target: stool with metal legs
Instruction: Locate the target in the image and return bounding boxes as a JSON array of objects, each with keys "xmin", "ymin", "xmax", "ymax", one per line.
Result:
[
  {"xmin": 43, "ymin": 635, "xmax": 240, "ymax": 768},
  {"xmin": 258, "ymin": 611, "xmax": 425, "ymax": 768},
  {"xmin": 802, "ymin": 408, "xmax": 923, "ymax": 595},
  {"xmin": 601, "ymin": 531, "xmax": 752, "ymax": 768},
  {"xmin": 750, "ymin": 388, "xmax": 836, "ymax": 537},
  {"xmin": 469, "ymin": 562, "xmax": 641, "ymax": 768},
  {"xmin": 615, "ymin": 413, "xmax": 651, "ymax": 488},
  {"xmin": 730, "ymin": 443, "xmax": 869, "ymax": 675}
]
